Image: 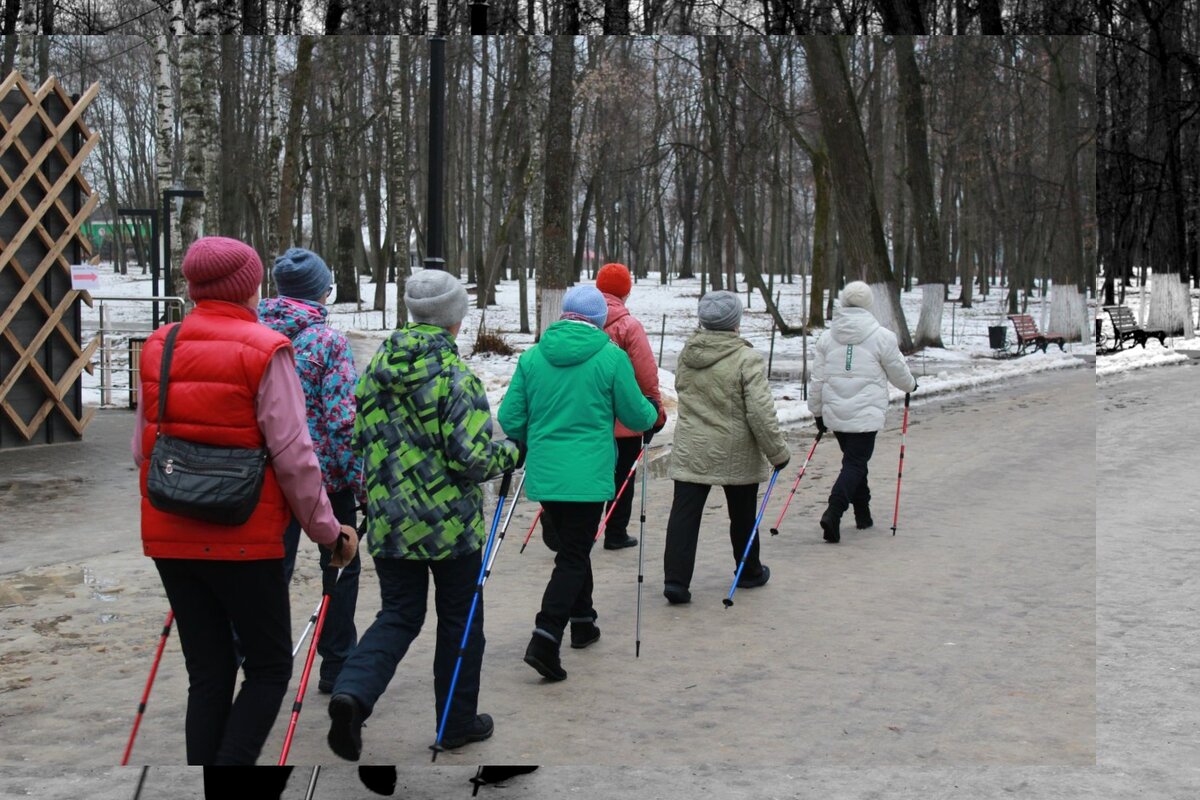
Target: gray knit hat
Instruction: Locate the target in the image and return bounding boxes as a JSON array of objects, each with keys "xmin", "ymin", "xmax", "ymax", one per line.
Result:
[
  {"xmin": 697, "ymin": 290, "xmax": 743, "ymax": 331},
  {"xmin": 405, "ymin": 269, "xmax": 469, "ymax": 329}
]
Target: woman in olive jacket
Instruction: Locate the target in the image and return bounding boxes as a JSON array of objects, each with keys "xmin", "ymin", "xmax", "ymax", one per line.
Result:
[
  {"xmin": 498, "ymin": 285, "xmax": 658, "ymax": 681},
  {"xmin": 662, "ymin": 291, "xmax": 790, "ymax": 604}
]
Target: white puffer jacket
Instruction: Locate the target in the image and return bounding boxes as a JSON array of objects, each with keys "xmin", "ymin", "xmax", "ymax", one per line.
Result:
[{"xmin": 807, "ymin": 306, "xmax": 917, "ymax": 432}]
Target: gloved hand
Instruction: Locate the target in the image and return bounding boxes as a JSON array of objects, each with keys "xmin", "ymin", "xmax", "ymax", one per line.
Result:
[
  {"xmin": 508, "ymin": 438, "xmax": 527, "ymax": 470},
  {"xmin": 328, "ymin": 524, "xmax": 359, "ymax": 569},
  {"xmin": 910, "ymin": 381, "xmax": 919, "ymax": 393},
  {"xmin": 815, "ymin": 416, "xmax": 827, "ymax": 434},
  {"xmin": 774, "ymin": 456, "xmax": 790, "ymax": 472},
  {"xmin": 642, "ymin": 429, "xmax": 654, "ymax": 445}
]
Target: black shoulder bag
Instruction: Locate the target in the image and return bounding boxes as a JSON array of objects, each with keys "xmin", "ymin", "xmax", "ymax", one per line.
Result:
[{"xmin": 145, "ymin": 323, "xmax": 269, "ymax": 525}]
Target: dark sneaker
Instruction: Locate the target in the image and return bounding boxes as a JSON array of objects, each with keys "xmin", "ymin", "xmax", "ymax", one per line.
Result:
[
  {"xmin": 663, "ymin": 583, "xmax": 691, "ymax": 604},
  {"xmin": 358, "ymin": 766, "xmax": 397, "ymax": 796},
  {"xmin": 603, "ymin": 534, "xmax": 638, "ymax": 550},
  {"xmin": 737, "ymin": 564, "xmax": 771, "ymax": 588},
  {"xmin": 821, "ymin": 508, "xmax": 841, "ymax": 543},
  {"xmin": 327, "ymin": 693, "xmax": 364, "ymax": 761},
  {"xmin": 523, "ymin": 634, "xmax": 567, "ymax": 681},
  {"xmin": 440, "ymin": 713, "xmax": 495, "ymax": 749},
  {"xmin": 569, "ymin": 621, "xmax": 601, "ymax": 649}
]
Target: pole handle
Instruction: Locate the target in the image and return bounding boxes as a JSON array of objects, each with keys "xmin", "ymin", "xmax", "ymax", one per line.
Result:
[
  {"xmin": 904, "ymin": 392, "xmax": 911, "ymax": 408},
  {"xmin": 498, "ymin": 470, "xmax": 513, "ymax": 498}
]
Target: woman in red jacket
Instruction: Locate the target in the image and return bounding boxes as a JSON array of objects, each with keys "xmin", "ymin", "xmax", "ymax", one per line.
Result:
[
  {"xmin": 132, "ymin": 236, "xmax": 357, "ymax": 766},
  {"xmin": 595, "ymin": 263, "xmax": 666, "ymax": 549}
]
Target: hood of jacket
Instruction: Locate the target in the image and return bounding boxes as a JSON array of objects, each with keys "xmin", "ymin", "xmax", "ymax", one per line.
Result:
[
  {"xmin": 679, "ymin": 329, "xmax": 750, "ymax": 370},
  {"xmin": 539, "ymin": 319, "xmax": 612, "ymax": 367},
  {"xmin": 602, "ymin": 293, "xmax": 630, "ymax": 328},
  {"xmin": 258, "ymin": 296, "xmax": 327, "ymax": 340},
  {"xmin": 830, "ymin": 306, "xmax": 882, "ymax": 346},
  {"xmin": 367, "ymin": 324, "xmax": 455, "ymax": 395}
]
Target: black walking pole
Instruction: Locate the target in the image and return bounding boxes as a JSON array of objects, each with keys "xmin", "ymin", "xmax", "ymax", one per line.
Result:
[
  {"xmin": 724, "ymin": 467, "xmax": 782, "ymax": 608},
  {"xmin": 635, "ymin": 438, "xmax": 650, "ymax": 657},
  {"xmin": 431, "ymin": 471, "xmax": 514, "ymax": 761}
]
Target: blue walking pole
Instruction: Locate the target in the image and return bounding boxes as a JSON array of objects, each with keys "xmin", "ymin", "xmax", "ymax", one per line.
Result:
[
  {"xmin": 431, "ymin": 471, "xmax": 514, "ymax": 761},
  {"xmin": 723, "ymin": 466, "xmax": 782, "ymax": 609}
]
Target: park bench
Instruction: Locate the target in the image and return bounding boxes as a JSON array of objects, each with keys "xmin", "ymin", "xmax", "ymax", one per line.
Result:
[
  {"xmin": 1103, "ymin": 305, "xmax": 1166, "ymax": 351},
  {"xmin": 1007, "ymin": 314, "xmax": 1067, "ymax": 356}
]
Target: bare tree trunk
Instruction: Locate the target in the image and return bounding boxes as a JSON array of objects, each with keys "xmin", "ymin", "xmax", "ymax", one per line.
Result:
[
  {"xmin": 804, "ymin": 36, "xmax": 912, "ymax": 350},
  {"xmin": 539, "ymin": 36, "xmax": 575, "ymax": 337},
  {"xmin": 387, "ymin": 35, "xmax": 410, "ymax": 325},
  {"xmin": 263, "ymin": 35, "xmax": 282, "ymax": 293},
  {"xmin": 277, "ymin": 37, "xmax": 315, "ymax": 251}
]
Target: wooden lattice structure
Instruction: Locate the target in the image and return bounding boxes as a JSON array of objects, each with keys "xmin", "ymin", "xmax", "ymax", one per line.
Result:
[{"xmin": 1, "ymin": 71, "xmax": 100, "ymax": 447}]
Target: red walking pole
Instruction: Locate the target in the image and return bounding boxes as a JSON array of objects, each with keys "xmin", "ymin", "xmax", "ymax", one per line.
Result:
[
  {"xmin": 593, "ymin": 443, "xmax": 648, "ymax": 543},
  {"xmin": 768, "ymin": 431, "xmax": 823, "ymax": 536},
  {"xmin": 518, "ymin": 506, "xmax": 544, "ymax": 554},
  {"xmin": 279, "ymin": 568, "xmax": 344, "ymax": 765},
  {"xmin": 890, "ymin": 393, "xmax": 911, "ymax": 536},
  {"xmin": 121, "ymin": 609, "xmax": 174, "ymax": 765}
]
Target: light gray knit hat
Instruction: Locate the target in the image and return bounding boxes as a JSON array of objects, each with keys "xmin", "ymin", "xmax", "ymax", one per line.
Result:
[
  {"xmin": 697, "ymin": 290, "xmax": 743, "ymax": 331},
  {"xmin": 405, "ymin": 269, "xmax": 469, "ymax": 328},
  {"xmin": 839, "ymin": 281, "xmax": 874, "ymax": 309}
]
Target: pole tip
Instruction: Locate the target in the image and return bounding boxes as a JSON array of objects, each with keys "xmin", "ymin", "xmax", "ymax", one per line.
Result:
[
  {"xmin": 769, "ymin": 527, "xmax": 780, "ymax": 536},
  {"xmin": 890, "ymin": 527, "xmax": 897, "ymax": 535},
  {"xmin": 636, "ymin": 642, "xmax": 641, "ymax": 658},
  {"xmin": 518, "ymin": 543, "xmax": 527, "ymax": 554},
  {"xmin": 722, "ymin": 598, "xmax": 733, "ymax": 608}
]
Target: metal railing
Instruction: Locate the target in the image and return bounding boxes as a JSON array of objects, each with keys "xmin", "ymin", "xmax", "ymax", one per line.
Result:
[{"xmin": 90, "ymin": 296, "xmax": 185, "ymax": 408}]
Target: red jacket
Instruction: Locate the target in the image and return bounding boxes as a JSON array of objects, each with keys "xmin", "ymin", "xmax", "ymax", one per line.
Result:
[
  {"xmin": 602, "ymin": 293, "xmax": 665, "ymax": 439},
  {"xmin": 138, "ymin": 301, "xmax": 293, "ymax": 560}
]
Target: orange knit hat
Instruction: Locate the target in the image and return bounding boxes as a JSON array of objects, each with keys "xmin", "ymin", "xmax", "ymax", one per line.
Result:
[{"xmin": 596, "ymin": 262, "xmax": 632, "ymax": 298}]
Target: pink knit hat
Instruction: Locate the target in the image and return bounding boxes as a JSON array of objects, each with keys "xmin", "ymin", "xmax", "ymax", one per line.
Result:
[{"xmin": 182, "ymin": 236, "xmax": 263, "ymax": 303}]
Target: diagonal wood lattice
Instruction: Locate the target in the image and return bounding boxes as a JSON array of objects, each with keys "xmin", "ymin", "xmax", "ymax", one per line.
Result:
[{"xmin": 0, "ymin": 71, "xmax": 101, "ymax": 443}]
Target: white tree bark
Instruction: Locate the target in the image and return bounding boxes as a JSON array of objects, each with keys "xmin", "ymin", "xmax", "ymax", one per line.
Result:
[
  {"xmin": 177, "ymin": 32, "xmax": 209, "ymax": 261},
  {"xmin": 868, "ymin": 281, "xmax": 900, "ymax": 338},
  {"xmin": 913, "ymin": 283, "xmax": 945, "ymax": 348},
  {"xmin": 1048, "ymin": 283, "xmax": 1088, "ymax": 342},
  {"xmin": 539, "ymin": 287, "xmax": 565, "ymax": 337},
  {"xmin": 264, "ymin": 36, "xmax": 283, "ymax": 291},
  {"xmin": 1147, "ymin": 273, "xmax": 1193, "ymax": 338},
  {"xmin": 16, "ymin": 0, "xmax": 37, "ymax": 77}
]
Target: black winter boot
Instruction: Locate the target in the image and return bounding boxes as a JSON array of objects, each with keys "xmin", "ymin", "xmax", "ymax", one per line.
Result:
[
  {"xmin": 523, "ymin": 631, "xmax": 567, "ymax": 681},
  {"xmin": 853, "ymin": 503, "xmax": 873, "ymax": 530},
  {"xmin": 327, "ymin": 693, "xmax": 365, "ymax": 761},
  {"xmin": 358, "ymin": 766, "xmax": 397, "ymax": 796},
  {"xmin": 820, "ymin": 506, "xmax": 841, "ymax": 543},
  {"xmin": 569, "ymin": 619, "xmax": 601, "ymax": 649},
  {"xmin": 440, "ymin": 714, "xmax": 495, "ymax": 749},
  {"xmin": 663, "ymin": 582, "xmax": 691, "ymax": 604}
]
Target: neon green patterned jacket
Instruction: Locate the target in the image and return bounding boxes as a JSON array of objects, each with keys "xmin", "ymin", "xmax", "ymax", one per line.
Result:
[{"xmin": 355, "ymin": 324, "xmax": 519, "ymax": 560}]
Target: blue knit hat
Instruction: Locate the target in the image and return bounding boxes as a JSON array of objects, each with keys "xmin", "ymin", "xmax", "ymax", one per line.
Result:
[
  {"xmin": 273, "ymin": 247, "xmax": 333, "ymax": 301},
  {"xmin": 561, "ymin": 285, "xmax": 608, "ymax": 328}
]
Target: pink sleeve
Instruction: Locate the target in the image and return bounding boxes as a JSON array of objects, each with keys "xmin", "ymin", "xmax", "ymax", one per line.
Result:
[
  {"xmin": 622, "ymin": 317, "xmax": 662, "ymax": 403},
  {"xmin": 132, "ymin": 383, "xmax": 145, "ymax": 467},
  {"xmin": 257, "ymin": 351, "xmax": 340, "ymax": 546}
]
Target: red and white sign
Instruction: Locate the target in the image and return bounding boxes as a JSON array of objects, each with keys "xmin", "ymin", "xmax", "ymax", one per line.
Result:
[{"xmin": 70, "ymin": 265, "xmax": 100, "ymax": 291}]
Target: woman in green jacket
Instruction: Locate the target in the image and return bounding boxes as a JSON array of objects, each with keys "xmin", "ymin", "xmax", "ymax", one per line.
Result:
[
  {"xmin": 498, "ymin": 285, "xmax": 658, "ymax": 681},
  {"xmin": 663, "ymin": 291, "xmax": 791, "ymax": 604}
]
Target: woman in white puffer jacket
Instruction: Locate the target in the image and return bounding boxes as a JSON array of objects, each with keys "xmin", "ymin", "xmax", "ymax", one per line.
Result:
[{"xmin": 808, "ymin": 281, "xmax": 917, "ymax": 543}]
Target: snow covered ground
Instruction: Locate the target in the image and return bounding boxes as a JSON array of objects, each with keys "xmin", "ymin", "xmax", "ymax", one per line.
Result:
[
  {"xmin": 1094, "ymin": 279, "xmax": 1198, "ymax": 376},
  {"xmin": 79, "ymin": 266, "xmax": 1094, "ymax": 416}
]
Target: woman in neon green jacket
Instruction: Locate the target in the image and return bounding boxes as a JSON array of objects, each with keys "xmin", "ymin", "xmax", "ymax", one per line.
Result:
[{"xmin": 498, "ymin": 285, "xmax": 658, "ymax": 682}]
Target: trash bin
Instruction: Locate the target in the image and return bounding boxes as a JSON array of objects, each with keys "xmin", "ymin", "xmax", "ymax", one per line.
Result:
[
  {"xmin": 128, "ymin": 337, "xmax": 147, "ymax": 409},
  {"xmin": 988, "ymin": 325, "xmax": 1007, "ymax": 350}
]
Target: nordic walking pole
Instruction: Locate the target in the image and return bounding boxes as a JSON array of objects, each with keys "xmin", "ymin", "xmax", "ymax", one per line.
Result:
[
  {"xmin": 292, "ymin": 596, "xmax": 326, "ymax": 658},
  {"xmin": 593, "ymin": 443, "xmax": 648, "ymax": 542},
  {"xmin": 131, "ymin": 766, "xmax": 148, "ymax": 800},
  {"xmin": 769, "ymin": 431, "xmax": 823, "ymax": 536},
  {"xmin": 279, "ymin": 565, "xmax": 346, "ymax": 765},
  {"xmin": 121, "ymin": 609, "xmax": 174, "ymax": 765},
  {"xmin": 431, "ymin": 471, "xmax": 514, "ymax": 762},
  {"xmin": 500, "ymin": 470, "xmax": 526, "ymax": 536},
  {"xmin": 635, "ymin": 438, "xmax": 650, "ymax": 657},
  {"xmin": 891, "ymin": 392, "xmax": 911, "ymax": 536},
  {"xmin": 303, "ymin": 766, "xmax": 321, "ymax": 800},
  {"xmin": 723, "ymin": 467, "xmax": 782, "ymax": 608},
  {"xmin": 518, "ymin": 506, "xmax": 543, "ymax": 554}
]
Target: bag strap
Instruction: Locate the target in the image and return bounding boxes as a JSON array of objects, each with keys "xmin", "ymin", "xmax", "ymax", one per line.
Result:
[{"xmin": 156, "ymin": 323, "xmax": 183, "ymax": 433}]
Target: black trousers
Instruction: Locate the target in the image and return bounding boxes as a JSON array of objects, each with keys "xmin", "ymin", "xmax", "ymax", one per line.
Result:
[
  {"xmin": 154, "ymin": 557, "xmax": 293, "ymax": 765},
  {"xmin": 828, "ymin": 431, "xmax": 877, "ymax": 516},
  {"xmin": 534, "ymin": 501, "xmax": 604, "ymax": 642},
  {"xmin": 602, "ymin": 436, "xmax": 645, "ymax": 543},
  {"xmin": 663, "ymin": 481, "xmax": 761, "ymax": 589}
]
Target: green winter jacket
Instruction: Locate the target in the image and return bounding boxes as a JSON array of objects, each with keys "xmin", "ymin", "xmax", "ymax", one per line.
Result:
[
  {"xmin": 355, "ymin": 324, "xmax": 520, "ymax": 560},
  {"xmin": 670, "ymin": 329, "xmax": 790, "ymax": 485},
  {"xmin": 498, "ymin": 319, "xmax": 658, "ymax": 502}
]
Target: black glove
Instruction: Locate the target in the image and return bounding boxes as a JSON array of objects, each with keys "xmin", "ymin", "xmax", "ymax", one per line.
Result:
[
  {"xmin": 508, "ymin": 438, "xmax": 527, "ymax": 470},
  {"xmin": 642, "ymin": 429, "xmax": 654, "ymax": 445},
  {"xmin": 815, "ymin": 416, "xmax": 827, "ymax": 434}
]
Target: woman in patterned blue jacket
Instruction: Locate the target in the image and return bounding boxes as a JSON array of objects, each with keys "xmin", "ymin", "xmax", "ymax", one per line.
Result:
[{"xmin": 259, "ymin": 247, "xmax": 363, "ymax": 694}]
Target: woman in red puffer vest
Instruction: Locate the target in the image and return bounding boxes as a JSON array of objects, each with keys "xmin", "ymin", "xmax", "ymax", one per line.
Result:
[{"xmin": 131, "ymin": 236, "xmax": 358, "ymax": 767}]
